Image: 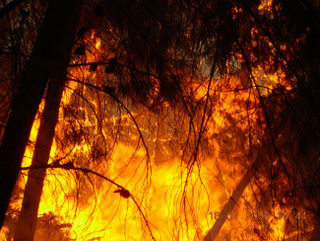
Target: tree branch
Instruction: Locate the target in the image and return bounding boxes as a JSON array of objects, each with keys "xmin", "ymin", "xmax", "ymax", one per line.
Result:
[{"xmin": 20, "ymin": 162, "xmax": 156, "ymax": 241}]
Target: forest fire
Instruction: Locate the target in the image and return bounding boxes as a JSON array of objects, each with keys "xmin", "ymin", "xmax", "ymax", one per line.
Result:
[
  {"xmin": 0, "ymin": 0, "xmax": 319, "ymax": 241},
  {"xmin": 3, "ymin": 39, "xmax": 295, "ymax": 240}
]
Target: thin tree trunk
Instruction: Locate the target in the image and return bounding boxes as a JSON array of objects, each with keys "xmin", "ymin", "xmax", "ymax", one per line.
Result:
[
  {"xmin": 0, "ymin": 0, "xmax": 80, "ymax": 229},
  {"xmin": 203, "ymin": 157, "xmax": 261, "ymax": 241}
]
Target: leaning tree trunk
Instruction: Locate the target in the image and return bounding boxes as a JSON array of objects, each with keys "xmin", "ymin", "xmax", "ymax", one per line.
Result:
[
  {"xmin": 14, "ymin": 64, "xmax": 72, "ymax": 241},
  {"xmin": 13, "ymin": 7, "xmax": 80, "ymax": 239},
  {"xmin": 0, "ymin": 0, "xmax": 81, "ymax": 229},
  {"xmin": 203, "ymin": 156, "xmax": 262, "ymax": 241}
]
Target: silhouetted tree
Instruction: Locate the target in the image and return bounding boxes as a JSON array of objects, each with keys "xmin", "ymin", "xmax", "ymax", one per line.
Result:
[{"xmin": 0, "ymin": 0, "xmax": 81, "ymax": 229}]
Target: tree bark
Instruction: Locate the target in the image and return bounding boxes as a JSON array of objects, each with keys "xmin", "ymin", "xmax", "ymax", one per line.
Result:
[
  {"xmin": 0, "ymin": 0, "xmax": 81, "ymax": 229},
  {"xmin": 13, "ymin": 18, "xmax": 79, "ymax": 241}
]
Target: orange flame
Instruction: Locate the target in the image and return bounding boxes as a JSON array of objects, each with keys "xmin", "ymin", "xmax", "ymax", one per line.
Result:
[{"xmin": 1, "ymin": 17, "xmax": 308, "ymax": 241}]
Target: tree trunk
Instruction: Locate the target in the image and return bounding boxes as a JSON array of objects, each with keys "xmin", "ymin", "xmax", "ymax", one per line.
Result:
[
  {"xmin": 0, "ymin": 0, "xmax": 81, "ymax": 229},
  {"xmin": 203, "ymin": 157, "xmax": 261, "ymax": 241},
  {"xmin": 13, "ymin": 22, "xmax": 79, "ymax": 241}
]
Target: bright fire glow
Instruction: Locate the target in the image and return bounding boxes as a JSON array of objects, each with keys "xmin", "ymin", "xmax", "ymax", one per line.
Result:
[{"xmin": 0, "ymin": 4, "xmax": 309, "ymax": 240}]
